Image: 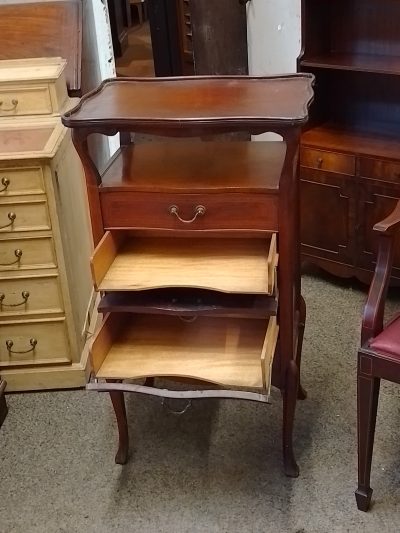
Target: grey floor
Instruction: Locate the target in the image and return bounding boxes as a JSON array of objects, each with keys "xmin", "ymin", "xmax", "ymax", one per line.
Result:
[{"xmin": 1, "ymin": 274, "xmax": 400, "ymax": 533}]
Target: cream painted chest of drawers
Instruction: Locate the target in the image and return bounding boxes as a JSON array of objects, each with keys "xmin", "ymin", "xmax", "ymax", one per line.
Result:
[{"xmin": 0, "ymin": 59, "xmax": 95, "ymax": 391}]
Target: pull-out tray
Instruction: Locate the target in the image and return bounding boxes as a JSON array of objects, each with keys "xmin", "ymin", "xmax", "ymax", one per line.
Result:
[
  {"xmin": 91, "ymin": 313, "xmax": 278, "ymax": 393},
  {"xmin": 91, "ymin": 232, "xmax": 278, "ymax": 295}
]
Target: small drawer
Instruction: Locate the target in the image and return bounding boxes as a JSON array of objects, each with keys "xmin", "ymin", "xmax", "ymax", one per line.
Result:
[
  {"xmin": 301, "ymin": 148, "xmax": 355, "ymax": 175},
  {"xmin": 359, "ymin": 157, "xmax": 400, "ymax": 183},
  {"xmin": 100, "ymin": 191, "xmax": 278, "ymax": 232},
  {"xmin": 91, "ymin": 313, "xmax": 278, "ymax": 392},
  {"xmin": 0, "ymin": 318, "xmax": 70, "ymax": 365},
  {"xmin": 0, "ymin": 236, "xmax": 56, "ymax": 271},
  {"xmin": 0, "ymin": 199, "xmax": 51, "ymax": 233},
  {"xmin": 0, "ymin": 166, "xmax": 45, "ymax": 196},
  {"xmin": 91, "ymin": 232, "xmax": 278, "ymax": 295},
  {"xmin": 0, "ymin": 274, "xmax": 64, "ymax": 319},
  {"xmin": 0, "ymin": 86, "xmax": 52, "ymax": 117}
]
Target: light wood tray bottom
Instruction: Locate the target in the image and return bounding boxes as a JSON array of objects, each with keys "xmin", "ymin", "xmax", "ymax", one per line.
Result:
[
  {"xmin": 92, "ymin": 314, "xmax": 278, "ymax": 390},
  {"xmin": 92, "ymin": 233, "xmax": 278, "ymax": 295}
]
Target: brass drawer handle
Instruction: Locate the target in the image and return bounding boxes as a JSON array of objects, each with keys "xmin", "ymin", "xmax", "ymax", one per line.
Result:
[
  {"xmin": 0, "ymin": 290, "xmax": 30, "ymax": 308},
  {"xmin": 6, "ymin": 338, "xmax": 37, "ymax": 355},
  {"xmin": 0, "ymin": 212, "xmax": 16, "ymax": 229},
  {"xmin": 169, "ymin": 204, "xmax": 206, "ymax": 224},
  {"xmin": 0, "ymin": 248, "xmax": 22, "ymax": 266},
  {"xmin": 317, "ymin": 157, "xmax": 323, "ymax": 168},
  {"xmin": 0, "ymin": 99, "xmax": 19, "ymax": 112},
  {"xmin": 0, "ymin": 177, "xmax": 10, "ymax": 192}
]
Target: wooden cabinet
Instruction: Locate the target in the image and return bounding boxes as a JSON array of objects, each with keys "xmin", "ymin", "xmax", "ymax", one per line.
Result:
[
  {"xmin": 0, "ymin": 59, "xmax": 94, "ymax": 391},
  {"xmin": 300, "ymin": 0, "xmax": 400, "ymax": 282},
  {"xmin": 62, "ymin": 74, "xmax": 314, "ymax": 474}
]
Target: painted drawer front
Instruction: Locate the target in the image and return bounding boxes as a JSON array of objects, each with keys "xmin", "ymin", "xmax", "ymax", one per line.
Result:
[
  {"xmin": 0, "ymin": 166, "xmax": 45, "ymax": 196},
  {"xmin": 0, "ymin": 318, "xmax": 70, "ymax": 365},
  {"xmin": 0, "ymin": 236, "xmax": 56, "ymax": 271},
  {"xmin": 0, "ymin": 199, "xmax": 51, "ymax": 232},
  {"xmin": 0, "ymin": 86, "xmax": 52, "ymax": 117},
  {"xmin": 0, "ymin": 274, "xmax": 64, "ymax": 319}
]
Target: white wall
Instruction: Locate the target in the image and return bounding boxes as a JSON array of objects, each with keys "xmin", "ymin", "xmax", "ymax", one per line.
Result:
[
  {"xmin": 247, "ymin": 0, "xmax": 301, "ymax": 75},
  {"xmin": 247, "ymin": 0, "xmax": 301, "ymax": 139}
]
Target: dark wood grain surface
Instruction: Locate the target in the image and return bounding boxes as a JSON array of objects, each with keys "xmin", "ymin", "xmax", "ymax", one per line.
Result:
[
  {"xmin": 0, "ymin": 1, "xmax": 82, "ymax": 96},
  {"xmin": 100, "ymin": 141, "xmax": 285, "ymax": 192},
  {"xmin": 62, "ymin": 75, "xmax": 315, "ymax": 129}
]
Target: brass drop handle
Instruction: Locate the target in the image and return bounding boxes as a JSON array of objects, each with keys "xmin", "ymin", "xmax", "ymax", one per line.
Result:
[
  {"xmin": 0, "ymin": 212, "xmax": 16, "ymax": 230},
  {"xmin": 317, "ymin": 157, "xmax": 323, "ymax": 168},
  {"xmin": 0, "ymin": 98, "xmax": 19, "ymax": 112},
  {"xmin": 169, "ymin": 205, "xmax": 206, "ymax": 224},
  {"xmin": 0, "ymin": 177, "xmax": 10, "ymax": 192},
  {"xmin": 6, "ymin": 338, "xmax": 37, "ymax": 355},
  {"xmin": 0, "ymin": 248, "xmax": 22, "ymax": 266},
  {"xmin": 0, "ymin": 290, "xmax": 30, "ymax": 308}
]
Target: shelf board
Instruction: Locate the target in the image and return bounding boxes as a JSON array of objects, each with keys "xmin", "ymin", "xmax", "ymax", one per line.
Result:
[
  {"xmin": 302, "ymin": 123, "xmax": 400, "ymax": 161},
  {"xmin": 301, "ymin": 53, "xmax": 400, "ymax": 76},
  {"xmin": 92, "ymin": 314, "xmax": 278, "ymax": 390},
  {"xmin": 100, "ymin": 141, "xmax": 285, "ymax": 193},
  {"xmin": 98, "ymin": 289, "xmax": 278, "ymax": 319},
  {"xmin": 91, "ymin": 233, "xmax": 278, "ymax": 295}
]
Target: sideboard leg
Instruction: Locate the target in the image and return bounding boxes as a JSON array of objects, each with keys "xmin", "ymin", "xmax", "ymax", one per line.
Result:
[
  {"xmin": 107, "ymin": 380, "xmax": 129, "ymax": 465},
  {"xmin": 282, "ymin": 359, "xmax": 299, "ymax": 477},
  {"xmin": 297, "ymin": 295, "xmax": 307, "ymax": 400}
]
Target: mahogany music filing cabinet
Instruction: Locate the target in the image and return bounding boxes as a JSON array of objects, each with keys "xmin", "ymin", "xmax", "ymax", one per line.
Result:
[{"xmin": 62, "ymin": 75, "xmax": 314, "ymax": 476}]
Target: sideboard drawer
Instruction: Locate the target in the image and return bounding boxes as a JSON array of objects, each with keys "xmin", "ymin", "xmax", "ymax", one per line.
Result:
[
  {"xmin": 100, "ymin": 192, "xmax": 278, "ymax": 232},
  {"xmin": 359, "ymin": 157, "xmax": 400, "ymax": 184},
  {"xmin": 0, "ymin": 235, "xmax": 56, "ymax": 271},
  {"xmin": 0, "ymin": 166, "xmax": 45, "ymax": 196},
  {"xmin": 0, "ymin": 86, "xmax": 53, "ymax": 117},
  {"xmin": 0, "ymin": 318, "xmax": 70, "ymax": 365},
  {"xmin": 301, "ymin": 147, "xmax": 355, "ymax": 175},
  {"xmin": 0, "ymin": 199, "xmax": 51, "ymax": 233},
  {"xmin": 0, "ymin": 274, "xmax": 64, "ymax": 319}
]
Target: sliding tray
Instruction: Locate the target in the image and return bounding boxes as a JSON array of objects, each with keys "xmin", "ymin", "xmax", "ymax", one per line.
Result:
[
  {"xmin": 91, "ymin": 232, "xmax": 278, "ymax": 295},
  {"xmin": 89, "ymin": 313, "xmax": 278, "ymax": 400}
]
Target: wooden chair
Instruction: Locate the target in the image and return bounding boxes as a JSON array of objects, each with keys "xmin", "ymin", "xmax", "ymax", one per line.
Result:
[{"xmin": 356, "ymin": 199, "xmax": 400, "ymax": 511}]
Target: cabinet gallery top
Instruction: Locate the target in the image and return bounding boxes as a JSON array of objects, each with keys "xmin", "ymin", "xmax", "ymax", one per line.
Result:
[{"xmin": 62, "ymin": 74, "xmax": 314, "ymax": 133}]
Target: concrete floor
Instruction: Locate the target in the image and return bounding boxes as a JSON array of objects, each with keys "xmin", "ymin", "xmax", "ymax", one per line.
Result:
[{"xmin": 1, "ymin": 274, "xmax": 400, "ymax": 532}]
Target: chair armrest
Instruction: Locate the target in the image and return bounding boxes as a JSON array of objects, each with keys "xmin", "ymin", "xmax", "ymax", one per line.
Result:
[
  {"xmin": 361, "ymin": 233, "xmax": 394, "ymax": 345},
  {"xmin": 373, "ymin": 199, "xmax": 400, "ymax": 235}
]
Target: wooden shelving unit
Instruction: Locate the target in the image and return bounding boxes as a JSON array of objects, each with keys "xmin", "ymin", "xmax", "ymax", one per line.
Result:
[
  {"xmin": 62, "ymin": 74, "xmax": 314, "ymax": 476},
  {"xmin": 300, "ymin": 0, "xmax": 400, "ymax": 282}
]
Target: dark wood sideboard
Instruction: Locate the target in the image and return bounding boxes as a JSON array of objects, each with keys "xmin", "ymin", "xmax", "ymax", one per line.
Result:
[{"xmin": 299, "ymin": 0, "xmax": 400, "ymax": 283}]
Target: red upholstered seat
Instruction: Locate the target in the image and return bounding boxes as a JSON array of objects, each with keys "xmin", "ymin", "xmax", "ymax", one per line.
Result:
[{"xmin": 369, "ymin": 315, "xmax": 400, "ymax": 358}]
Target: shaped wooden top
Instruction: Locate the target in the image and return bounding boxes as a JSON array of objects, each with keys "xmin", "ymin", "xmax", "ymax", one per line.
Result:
[{"xmin": 62, "ymin": 74, "xmax": 314, "ymax": 132}]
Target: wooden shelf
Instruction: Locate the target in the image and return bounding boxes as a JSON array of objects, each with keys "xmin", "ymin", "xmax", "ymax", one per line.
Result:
[
  {"xmin": 91, "ymin": 313, "xmax": 278, "ymax": 390},
  {"xmin": 98, "ymin": 289, "xmax": 278, "ymax": 319},
  {"xmin": 302, "ymin": 123, "xmax": 400, "ymax": 161},
  {"xmin": 91, "ymin": 232, "xmax": 278, "ymax": 295},
  {"xmin": 301, "ymin": 53, "xmax": 400, "ymax": 76},
  {"xmin": 101, "ymin": 141, "xmax": 285, "ymax": 193}
]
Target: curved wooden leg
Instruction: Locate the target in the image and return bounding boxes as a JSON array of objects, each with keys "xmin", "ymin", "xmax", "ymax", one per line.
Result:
[
  {"xmin": 296, "ymin": 295, "xmax": 307, "ymax": 400},
  {"xmin": 282, "ymin": 359, "xmax": 299, "ymax": 477},
  {"xmin": 107, "ymin": 380, "xmax": 129, "ymax": 465},
  {"xmin": 355, "ymin": 362, "xmax": 380, "ymax": 512}
]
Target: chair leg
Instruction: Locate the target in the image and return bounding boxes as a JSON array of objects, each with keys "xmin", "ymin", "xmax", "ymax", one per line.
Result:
[
  {"xmin": 296, "ymin": 295, "xmax": 307, "ymax": 400},
  {"xmin": 355, "ymin": 368, "xmax": 380, "ymax": 511},
  {"xmin": 282, "ymin": 359, "xmax": 299, "ymax": 477},
  {"xmin": 107, "ymin": 380, "xmax": 129, "ymax": 465}
]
